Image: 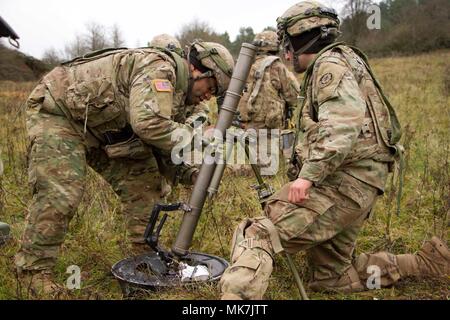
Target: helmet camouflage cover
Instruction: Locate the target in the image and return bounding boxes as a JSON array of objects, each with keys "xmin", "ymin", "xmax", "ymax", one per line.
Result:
[
  {"xmin": 149, "ymin": 33, "xmax": 182, "ymax": 50},
  {"xmin": 149, "ymin": 33, "xmax": 185, "ymax": 57},
  {"xmin": 277, "ymin": 1, "xmax": 340, "ymax": 50},
  {"xmin": 190, "ymin": 41, "xmax": 234, "ymax": 96},
  {"xmin": 253, "ymin": 30, "xmax": 280, "ymax": 53}
]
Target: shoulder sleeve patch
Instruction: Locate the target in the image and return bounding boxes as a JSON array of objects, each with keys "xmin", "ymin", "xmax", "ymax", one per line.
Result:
[
  {"xmin": 319, "ymin": 73, "xmax": 333, "ymax": 88},
  {"xmin": 313, "ymin": 60, "xmax": 349, "ymax": 106},
  {"xmin": 152, "ymin": 79, "xmax": 172, "ymax": 92},
  {"xmin": 149, "ymin": 79, "xmax": 174, "ymax": 119}
]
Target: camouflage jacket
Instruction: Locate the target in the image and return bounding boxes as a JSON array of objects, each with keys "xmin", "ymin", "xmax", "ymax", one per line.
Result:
[
  {"xmin": 28, "ymin": 47, "xmax": 200, "ymax": 184},
  {"xmin": 238, "ymin": 54, "xmax": 300, "ymax": 130},
  {"xmin": 294, "ymin": 45, "xmax": 397, "ymax": 193},
  {"xmin": 36, "ymin": 48, "xmax": 202, "ymax": 151}
]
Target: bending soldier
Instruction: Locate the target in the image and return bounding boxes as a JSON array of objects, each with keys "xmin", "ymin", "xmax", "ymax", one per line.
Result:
[{"xmin": 15, "ymin": 40, "xmax": 234, "ymax": 293}]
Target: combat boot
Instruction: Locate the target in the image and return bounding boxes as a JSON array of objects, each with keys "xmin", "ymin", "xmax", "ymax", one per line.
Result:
[
  {"xmin": 396, "ymin": 237, "xmax": 450, "ymax": 278},
  {"xmin": 19, "ymin": 270, "xmax": 63, "ymax": 296},
  {"xmin": 309, "ymin": 266, "xmax": 365, "ymax": 293}
]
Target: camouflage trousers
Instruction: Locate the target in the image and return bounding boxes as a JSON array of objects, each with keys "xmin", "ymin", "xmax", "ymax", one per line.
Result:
[
  {"xmin": 15, "ymin": 111, "xmax": 168, "ymax": 271},
  {"xmin": 220, "ymin": 171, "xmax": 418, "ymax": 299}
]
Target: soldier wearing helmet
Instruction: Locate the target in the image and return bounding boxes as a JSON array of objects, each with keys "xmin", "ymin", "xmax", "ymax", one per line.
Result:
[
  {"xmin": 220, "ymin": 1, "xmax": 449, "ymax": 299},
  {"xmin": 237, "ymin": 30, "xmax": 300, "ymax": 164},
  {"xmin": 149, "ymin": 33, "xmax": 185, "ymax": 58},
  {"xmin": 15, "ymin": 41, "xmax": 234, "ymax": 294}
]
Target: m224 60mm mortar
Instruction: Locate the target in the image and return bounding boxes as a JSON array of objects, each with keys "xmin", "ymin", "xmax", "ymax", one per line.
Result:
[{"xmin": 112, "ymin": 43, "xmax": 257, "ymax": 295}]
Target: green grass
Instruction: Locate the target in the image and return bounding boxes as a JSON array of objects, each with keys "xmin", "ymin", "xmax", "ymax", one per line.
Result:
[{"xmin": 0, "ymin": 50, "xmax": 449, "ymax": 300}]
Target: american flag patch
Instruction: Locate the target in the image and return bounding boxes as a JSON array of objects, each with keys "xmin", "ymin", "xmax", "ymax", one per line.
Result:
[{"xmin": 153, "ymin": 79, "xmax": 172, "ymax": 92}]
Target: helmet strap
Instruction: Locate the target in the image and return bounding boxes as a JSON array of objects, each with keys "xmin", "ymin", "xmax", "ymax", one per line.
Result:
[{"xmin": 289, "ymin": 26, "xmax": 336, "ymax": 72}]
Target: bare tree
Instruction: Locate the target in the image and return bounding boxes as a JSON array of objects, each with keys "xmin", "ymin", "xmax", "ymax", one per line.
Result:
[
  {"xmin": 341, "ymin": 0, "xmax": 373, "ymax": 45},
  {"xmin": 110, "ymin": 23, "xmax": 125, "ymax": 48},
  {"xmin": 64, "ymin": 34, "xmax": 88, "ymax": 59},
  {"xmin": 177, "ymin": 19, "xmax": 226, "ymax": 49},
  {"xmin": 84, "ymin": 21, "xmax": 109, "ymax": 51},
  {"xmin": 42, "ymin": 47, "xmax": 63, "ymax": 66}
]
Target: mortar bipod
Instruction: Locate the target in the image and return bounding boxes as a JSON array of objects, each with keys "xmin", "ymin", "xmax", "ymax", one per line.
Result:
[
  {"xmin": 143, "ymin": 202, "xmax": 191, "ymax": 262},
  {"xmin": 206, "ymin": 127, "xmax": 274, "ymax": 204}
]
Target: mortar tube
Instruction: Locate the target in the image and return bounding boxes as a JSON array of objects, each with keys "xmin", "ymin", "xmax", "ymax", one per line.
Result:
[{"xmin": 171, "ymin": 43, "xmax": 257, "ymax": 257}]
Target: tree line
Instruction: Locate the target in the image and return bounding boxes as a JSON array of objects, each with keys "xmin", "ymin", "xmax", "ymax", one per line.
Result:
[
  {"xmin": 33, "ymin": 0, "xmax": 450, "ymax": 67},
  {"xmin": 339, "ymin": 0, "xmax": 450, "ymax": 56}
]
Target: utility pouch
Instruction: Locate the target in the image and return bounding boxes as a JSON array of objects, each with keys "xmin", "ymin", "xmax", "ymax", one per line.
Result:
[{"xmin": 104, "ymin": 135, "xmax": 152, "ymax": 160}]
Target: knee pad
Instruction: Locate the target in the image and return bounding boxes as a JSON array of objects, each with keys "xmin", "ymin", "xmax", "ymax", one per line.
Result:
[{"xmin": 229, "ymin": 217, "xmax": 284, "ymax": 264}]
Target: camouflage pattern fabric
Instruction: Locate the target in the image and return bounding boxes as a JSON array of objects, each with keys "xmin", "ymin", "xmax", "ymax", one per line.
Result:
[
  {"xmin": 219, "ymin": 44, "xmax": 429, "ymax": 299},
  {"xmin": 293, "ymin": 45, "xmax": 395, "ymax": 192},
  {"xmin": 14, "ymin": 48, "xmax": 200, "ymax": 271},
  {"xmin": 238, "ymin": 54, "xmax": 299, "ymax": 130},
  {"xmin": 233, "ymin": 54, "xmax": 299, "ymax": 170}
]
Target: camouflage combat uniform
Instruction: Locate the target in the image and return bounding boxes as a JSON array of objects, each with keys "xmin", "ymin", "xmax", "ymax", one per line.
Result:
[
  {"xmin": 238, "ymin": 55, "xmax": 299, "ymax": 131},
  {"xmin": 235, "ymin": 31, "xmax": 299, "ymax": 170},
  {"xmin": 220, "ymin": 1, "xmax": 449, "ymax": 299},
  {"xmin": 15, "ymin": 47, "xmax": 208, "ymax": 271}
]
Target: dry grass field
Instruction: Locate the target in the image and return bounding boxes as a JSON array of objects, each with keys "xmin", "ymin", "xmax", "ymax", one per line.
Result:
[{"xmin": 0, "ymin": 50, "xmax": 449, "ymax": 300}]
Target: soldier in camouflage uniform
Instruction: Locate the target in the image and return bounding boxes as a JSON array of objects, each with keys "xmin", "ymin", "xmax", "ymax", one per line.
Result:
[
  {"xmin": 0, "ymin": 150, "xmax": 10, "ymax": 246},
  {"xmin": 238, "ymin": 31, "xmax": 299, "ymax": 132},
  {"xmin": 15, "ymin": 40, "xmax": 234, "ymax": 293},
  {"xmin": 220, "ymin": 1, "xmax": 449, "ymax": 299},
  {"xmin": 148, "ymin": 34, "xmax": 210, "ymax": 127},
  {"xmin": 236, "ymin": 30, "xmax": 299, "ymax": 171},
  {"xmin": 149, "ymin": 34, "xmax": 183, "ymax": 56},
  {"xmin": 148, "ymin": 34, "xmax": 210, "ymax": 193}
]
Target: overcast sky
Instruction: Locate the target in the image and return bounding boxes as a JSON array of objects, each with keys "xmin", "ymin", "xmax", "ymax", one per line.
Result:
[{"xmin": 1, "ymin": 0, "xmax": 349, "ymax": 59}]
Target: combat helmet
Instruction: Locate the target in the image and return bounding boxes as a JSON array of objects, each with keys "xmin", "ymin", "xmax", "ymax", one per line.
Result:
[
  {"xmin": 188, "ymin": 40, "xmax": 234, "ymax": 96},
  {"xmin": 277, "ymin": 1, "xmax": 340, "ymax": 55},
  {"xmin": 253, "ymin": 30, "xmax": 280, "ymax": 53},
  {"xmin": 149, "ymin": 33, "xmax": 185, "ymax": 57}
]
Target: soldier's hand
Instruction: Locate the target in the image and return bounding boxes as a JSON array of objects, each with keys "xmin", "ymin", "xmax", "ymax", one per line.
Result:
[{"xmin": 288, "ymin": 178, "xmax": 313, "ymax": 204}]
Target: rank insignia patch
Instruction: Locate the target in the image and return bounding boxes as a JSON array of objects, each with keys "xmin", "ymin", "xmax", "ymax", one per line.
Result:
[{"xmin": 153, "ymin": 79, "xmax": 172, "ymax": 92}]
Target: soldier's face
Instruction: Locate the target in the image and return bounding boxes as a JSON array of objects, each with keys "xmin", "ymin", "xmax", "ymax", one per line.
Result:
[
  {"xmin": 189, "ymin": 69, "xmax": 218, "ymax": 104},
  {"xmin": 285, "ymin": 50, "xmax": 314, "ymax": 73}
]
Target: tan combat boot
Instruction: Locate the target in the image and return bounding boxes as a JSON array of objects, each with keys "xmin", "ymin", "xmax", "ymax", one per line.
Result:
[
  {"xmin": 397, "ymin": 237, "xmax": 450, "ymax": 278},
  {"xmin": 309, "ymin": 266, "xmax": 365, "ymax": 293},
  {"xmin": 19, "ymin": 270, "xmax": 63, "ymax": 296}
]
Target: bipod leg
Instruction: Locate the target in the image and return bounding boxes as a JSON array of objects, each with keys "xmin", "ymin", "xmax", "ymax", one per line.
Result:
[{"xmin": 285, "ymin": 252, "xmax": 309, "ymax": 300}]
